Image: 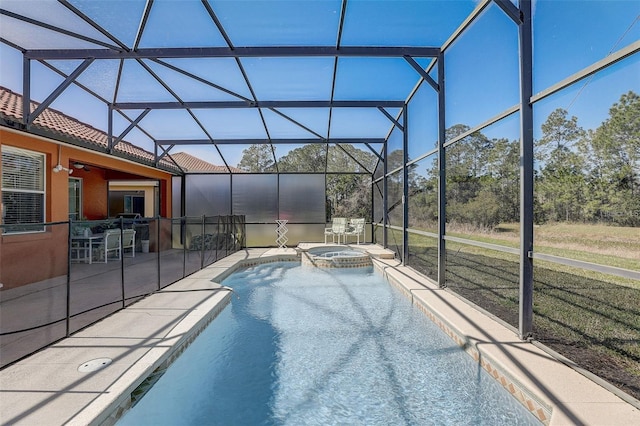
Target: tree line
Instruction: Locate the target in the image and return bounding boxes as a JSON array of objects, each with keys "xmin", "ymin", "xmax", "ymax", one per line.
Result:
[
  {"xmin": 411, "ymin": 90, "xmax": 639, "ymax": 229},
  {"xmin": 237, "ymin": 91, "xmax": 639, "ymax": 228}
]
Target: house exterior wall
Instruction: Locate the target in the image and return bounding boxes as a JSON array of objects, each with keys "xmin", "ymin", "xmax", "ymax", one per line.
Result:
[
  {"xmin": 72, "ymin": 166, "xmax": 109, "ymax": 219},
  {"xmin": 0, "ymin": 127, "xmax": 174, "ymax": 289}
]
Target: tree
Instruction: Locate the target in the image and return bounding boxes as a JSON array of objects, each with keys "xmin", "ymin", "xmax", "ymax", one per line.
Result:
[
  {"xmin": 486, "ymin": 137, "xmax": 519, "ymax": 223},
  {"xmin": 536, "ymin": 108, "xmax": 587, "ymax": 222},
  {"xmin": 537, "ymin": 108, "xmax": 584, "ymax": 162},
  {"xmin": 408, "ymin": 163, "xmax": 438, "ymax": 231},
  {"xmin": 277, "ymin": 144, "xmax": 326, "ymax": 172},
  {"xmin": 328, "ymin": 144, "xmax": 377, "ymax": 173},
  {"xmin": 326, "ymin": 174, "xmax": 371, "ymax": 219},
  {"xmin": 237, "ymin": 144, "xmax": 275, "ymax": 172},
  {"xmin": 444, "ymin": 125, "xmax": 495, "ymax": 227},
  {"xmin": 325, "ymin": 145, "xmax": 376, "ymax": 220},
  {"xmin": 587, "ymin": 91, "xmax": 640, "ymax": 226}
]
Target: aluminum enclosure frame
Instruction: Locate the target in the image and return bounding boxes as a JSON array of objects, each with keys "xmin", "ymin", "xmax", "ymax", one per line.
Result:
[{"xmin": 5, "ymin": 0, "xmax": 637, "ymax": 345}]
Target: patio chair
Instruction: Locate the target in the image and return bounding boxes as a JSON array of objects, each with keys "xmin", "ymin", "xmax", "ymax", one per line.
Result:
[
  {"xmin": 324, "ymin": 217, "xmax": 347, "ymax": 244},
  {"xmin": 345, "ymin": 218, "xmax": 365, "ymax": 244},
  {"xmin": 92, "ymin": 228, "xmax": 122, "ymax": 263},
  {"xmin": 121, "ymin": 229, "xmax": 136, "ymax": 258}
]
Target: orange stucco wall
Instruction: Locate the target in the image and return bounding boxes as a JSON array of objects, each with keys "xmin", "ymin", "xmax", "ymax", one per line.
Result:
[
  {"xmin": 0, "ymin": 128, "xmax": 174, "ymax": 289},
  {"xmin": 71, "ymin": 166, "xmax": 109, "ymax": 219}
]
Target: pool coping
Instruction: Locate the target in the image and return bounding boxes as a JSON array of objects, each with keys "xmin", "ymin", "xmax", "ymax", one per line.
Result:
[
  {"xmin": 1, "ymin": 246, "xmax": 638, "ymax": 425},
  {"xmin": 371, "ymin": 257, "xmax": 640, "ymax": 426}
]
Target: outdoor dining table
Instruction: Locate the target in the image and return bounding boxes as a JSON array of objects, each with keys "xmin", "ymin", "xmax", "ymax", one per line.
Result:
[{"xmin": 70, "ymin": 233, "xmax": 104, "ymax": 264}]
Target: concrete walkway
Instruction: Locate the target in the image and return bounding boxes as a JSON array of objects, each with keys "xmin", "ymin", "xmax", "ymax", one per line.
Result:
[{"xmin": 1, "ymin": 245, "xmax": 638, "ymax": 425}]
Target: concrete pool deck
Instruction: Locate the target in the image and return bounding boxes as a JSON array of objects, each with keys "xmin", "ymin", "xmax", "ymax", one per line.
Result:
[{"xmin": 0, "ymin": 245, "xmax": 638, "ymax": 425}]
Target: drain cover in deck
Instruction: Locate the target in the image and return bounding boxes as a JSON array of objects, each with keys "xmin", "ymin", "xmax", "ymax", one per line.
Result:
[{"xmin": 78, "ymin": 358, "xmax": 112, "ymax": 373}]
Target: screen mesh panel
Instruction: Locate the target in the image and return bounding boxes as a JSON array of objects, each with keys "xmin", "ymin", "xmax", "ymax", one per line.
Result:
[
  {"xmin": 185, "ymin": 174, "xmax": 231, "ymax": 217},
  {"xmin": 278, "ymin": 174, "xmax": 325, "ymax": 223},
  {"xmin": 232, "ymin": 174, "xmax": 278, "ymax": 223}
]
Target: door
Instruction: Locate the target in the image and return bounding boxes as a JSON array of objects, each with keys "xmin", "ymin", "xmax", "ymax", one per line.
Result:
[{"xmin": 68, "ymin": 178, "xmax": 82, "ymax": 220}]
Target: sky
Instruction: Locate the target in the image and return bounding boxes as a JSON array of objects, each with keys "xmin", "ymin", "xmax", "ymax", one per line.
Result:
[{"xmin": 0, "ymin": 0, "xmax": 638, "ymax": 168}]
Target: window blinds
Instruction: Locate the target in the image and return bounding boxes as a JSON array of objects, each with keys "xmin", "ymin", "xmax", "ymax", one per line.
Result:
[{"xmin": 1, "ymin": 146, "xmax": 46, "ymax": 230}]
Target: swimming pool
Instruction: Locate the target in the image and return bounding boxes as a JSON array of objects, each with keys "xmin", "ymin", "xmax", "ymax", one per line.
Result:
[{"xmin": 118, "ymin": 261, "xmax": 540, "ymax": 425}]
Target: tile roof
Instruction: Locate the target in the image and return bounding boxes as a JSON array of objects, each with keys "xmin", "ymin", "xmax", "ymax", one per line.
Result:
[
  {"xmin": 170, "ymin": 152, "xmax": 243, "ymax": 173},
  {"xmin": 0, "ymin": 86, "xmax": 181, "ymax": 171}
]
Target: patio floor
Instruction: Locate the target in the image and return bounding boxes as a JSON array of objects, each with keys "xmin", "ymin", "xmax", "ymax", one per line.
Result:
[{"xmin": 0, "ymin": 247, "xmax": 234, "ymax": 368}]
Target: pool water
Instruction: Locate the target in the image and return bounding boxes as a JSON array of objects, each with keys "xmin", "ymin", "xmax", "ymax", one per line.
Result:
[
  {"xmin": 315, "ymin": 249, "xmax": 365, "ymax": 258},
  {"xmin": 118, "ymin": 262, "xmax": 540, "ymax": 425},
  {"xmin": 304, "ymin": 246, "xmax": 372, "ymax": 268}
]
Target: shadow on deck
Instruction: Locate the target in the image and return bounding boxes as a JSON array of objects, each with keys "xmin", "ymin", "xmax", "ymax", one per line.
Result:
[{"xmin": 0, "ymin": 247, "xmax": 234, "ymax": 368}]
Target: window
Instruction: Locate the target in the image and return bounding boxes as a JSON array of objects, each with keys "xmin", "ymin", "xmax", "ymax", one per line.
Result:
[
  {"xmin": 68, "ymin": 177, "xmax": 82, "ymax": 220},
  {"xmin": 1, "ymin": 146, "xmax": 46, "ymax": 233}
]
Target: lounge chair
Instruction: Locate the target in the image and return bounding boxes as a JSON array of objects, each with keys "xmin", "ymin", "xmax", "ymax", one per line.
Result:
[
  {"xmin": 324, "ymin": 217, "xmax": 347, "ymax": 244},
  {"xmin": 345, "ymin": 218, "xmax": 365, "ymax": 244},
  {"xmin": 121, "ymin": 229, "xmax": 136, "ymax": 258},
  {"xmin": 92, "ymin": 229, "xmax": 122, "ymax": 263}
]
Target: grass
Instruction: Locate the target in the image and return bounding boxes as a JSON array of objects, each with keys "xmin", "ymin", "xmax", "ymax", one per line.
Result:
[
  {"xmin": 405, "ymin": 231, "xmax": 640, "ymax": 402},
  {"xmin": 444, "ymin": 222, "xmax": 640, "ymax": 287}
]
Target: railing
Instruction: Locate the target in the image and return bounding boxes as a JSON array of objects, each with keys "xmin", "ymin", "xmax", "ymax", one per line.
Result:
[{"xmin": 0, "ymin": 215, "xmax": 246, "ymax": 368}]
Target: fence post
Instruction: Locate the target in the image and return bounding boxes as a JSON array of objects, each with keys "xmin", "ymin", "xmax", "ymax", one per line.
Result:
[
  {"xmin": 119, "ymin": 216, "xmax": 125, "ymax": 308},
  {"xmin": 156, "ymin": 216, "xmax": 161, "ymax": 291},
  {"xmin": 182, "ymin": 217, "xmax": 186, "ymax": 279},
  {"xmin": 216, "ymin": 216, "xmax": 220, "ymax": 262},
  {"xmin": 225, "ymin": 216, "xmax": 230, "ymax": 257},
  {"xmin": 201, "ymin": 215, "xmax": 205, "ymax": 270},
  {"xmin": 66, "ymin": 219, "xmax": 72, "ymax": 336},
  {"xmin": 232, "ymin": 215, "xmax": 237, "ymax": 252}
]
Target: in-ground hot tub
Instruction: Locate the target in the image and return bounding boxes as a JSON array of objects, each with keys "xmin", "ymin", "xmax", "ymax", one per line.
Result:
[{"xmin": 302, "ymin": 246, "xmax": 372, "ymax": 268}]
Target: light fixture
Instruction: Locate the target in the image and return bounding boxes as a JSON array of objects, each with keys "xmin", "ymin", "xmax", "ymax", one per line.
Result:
[
  {"xmin": 73, "ymin": 162, "xmax": 90, "ymax": 171},
  {"xmin": 53, "ymin": 164, "xmax": 73, "ymax": 174},
  {"xmin": 53, "ymin": 145, "xmax": 72, "ymax": 174}
]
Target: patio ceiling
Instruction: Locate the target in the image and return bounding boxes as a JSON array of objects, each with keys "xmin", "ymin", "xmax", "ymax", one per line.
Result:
[{"xmin": 0, "ymin": 0, "xmax": 483, "ymax": 173}]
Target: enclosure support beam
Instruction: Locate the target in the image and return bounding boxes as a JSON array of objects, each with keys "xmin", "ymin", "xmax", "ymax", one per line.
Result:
[
  {"xmin": 22, "ymin": 56, "xmax": 30, "ymax": 128},
  {"xmin": 156, "ymin": 144, "xmax": 174, "ymax": 163},
  {"xmin": 383, "ymin": 141, "xmax": 388, "ymax": 248},
  {"xmin": 518, "ymin": 0, "xmax": 534, "ymax": 340},
  {"xmin": 25, "ymin": 46, "xmax": 441, "ymax": 60},
  {"xmin": 402, "ymin": 105, "xmax": 409, "ymax": 265},
  {"xmin": 108, "ymin": 105, "xmax": 113, "ymax": 153},
  {"xmin": 155, "ymin": 138, "xmax": 387, "ymax": 145},
  {"xmin": 112, "ymin": 109, "xmax": 151, "ymax": 150},
  {"xmin": 1, "ymin": 8, "xmax": 122, "ymax": 51},
  {"xmin": 403, "ymin": 55, "xmax": 439, "ymax": 92},
  {"xmin": 437, "ymin": 53, "xmax": 446, "ymax": 288},
  {"xmin": 113, "ymin": 100, "xmax": 405, "ymax": 109},
  {"xmin": 493, "ymin": 0, "xmax": 523, "ymax": 25},
  {"xmin": 29, "ymin": 58, "xmax": 94, "ymax": 125},
  {"xmin": 364, "ymin": 143, "xmax": 384, "ymax": 162},
  {"xmin": 377, "ymin": 107, "xmax": 404, "ymax": 131}
]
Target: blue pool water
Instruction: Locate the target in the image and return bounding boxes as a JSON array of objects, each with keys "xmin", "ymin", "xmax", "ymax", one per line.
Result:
[{"xmin": 119, "ymin": 262, "xmax": 540, "ymax": 425}]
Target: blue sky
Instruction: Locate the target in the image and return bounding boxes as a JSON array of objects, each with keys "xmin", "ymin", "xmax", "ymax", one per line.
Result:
[{"xmin": 0, "ymin": 0, "xmax": 638, "ymax": 167}]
